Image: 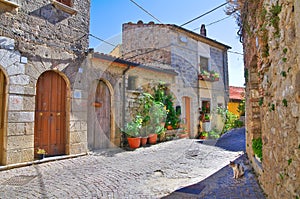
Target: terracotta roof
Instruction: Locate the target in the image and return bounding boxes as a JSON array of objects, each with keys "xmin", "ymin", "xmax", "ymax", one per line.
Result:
[{"xmin": 229, "ymin": 86, "xmax": 245, "ymax": 100}]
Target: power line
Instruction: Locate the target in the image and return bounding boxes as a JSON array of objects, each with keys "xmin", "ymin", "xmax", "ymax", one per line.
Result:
[
  {"xmin": 228, "ymin": 50, "xmax": 244, "ymax": 55},
  {"xmin": 89, "ymin": 34, "xmax": 117, "ymax": 47},
  {"xmin": 193, "ymin": 15, "xmax": 231, "ymax": 31},
  {"xmin": 129, "ymin": 0, "xmax": 163, "ymax": 23},
  {"xmin": 180, "ymin": 2, "xmax": 229, "ymax": 27}
]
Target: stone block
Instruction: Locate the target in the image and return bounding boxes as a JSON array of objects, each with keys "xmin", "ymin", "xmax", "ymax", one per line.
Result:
[
  {"xmin": 9, "ymin": 74, "xmax": 30, "ymax": 85},
  {"xmin": 70, "ymin": 131, "xmax": 87, "ymax": 144},
  {"xmin": 69, "ymin": 142, "xmax": 88, "ymax": 155},
  {"xmin": 7, "ymin": 135, "xmax": 34, "ymax": 150},
  {"xmin": 6, "ymin": 63, "xmax": 25, "ymax": 76},
  {"xmin": 8, "ymin": 111, "xmax": 34, "ymax": 122},
  {"xmin": 0, "ymin": 36, "xmax": 15, "ymax": 50},
  {"xmin": 8, "ymin": 95, "xmax": 23, "ymax": 110},
  {"xmin": 7, "ymin": 122, "xmax": 34, "ymax": 136}
]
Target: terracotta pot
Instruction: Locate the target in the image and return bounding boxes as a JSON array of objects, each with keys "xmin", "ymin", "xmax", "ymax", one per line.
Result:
[
  {"xmin": 200, "ymin": 135, "xmax": 206, "ymax": 140},
  {"xmin": 166, "ymin": 125, "xmax": 173, "ymax": 130},
  {"xmin": 141, "ymin": 137, "xmax": 148, "ymax": 146},
  {"xmin": 127, "ymin": 137, "xmax": 141, "ymax": 149},
  {"xmin": 148, "ymin": 133, "xmax": 158, "ymax": 144}
]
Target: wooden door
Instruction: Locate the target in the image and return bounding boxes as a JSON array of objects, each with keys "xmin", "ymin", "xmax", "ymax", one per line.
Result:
[
  {"xmin": 183, "ymin": 97, "xmax": 191, "ymax": 134},
  {"xmin": 34, "ymin": 71, "xmax": 66, "ymax": 156},
  {"xmin": 0, "ymin": 70, "xmax": 6, "ymax": 163},
  {"xmin": 93, "ymin": 80, "xmax": 111, "ymax": 149}
]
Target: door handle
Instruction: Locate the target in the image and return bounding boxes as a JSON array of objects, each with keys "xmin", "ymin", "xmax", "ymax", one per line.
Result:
[
  {"xmin": 57, "ymin": 113, "xmax": 60, "ymax": 116},
  {"xmin": 39, "ymin": 113, "xmax": 43, "ymax": 116}
]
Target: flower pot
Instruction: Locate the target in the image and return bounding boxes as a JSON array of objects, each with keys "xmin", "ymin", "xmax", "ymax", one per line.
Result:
[
  {"xmin": 166, "ymin": 125, "xmax": 173, "ymax": 130},
  {"xmin": 141, "ymin": 137, "xmax": 148, "ymax": 146},
  {"xmin": 38, "ymin": 154, "xmax": 45, "ymax": 160},
  {"xmin": 148, "ymin": 133, "xmax": 157, "ymax": 144},
  {"xmin": 127, "ymin": 137, "xmax": 141, "ymax": 149},
  {"xmin": 200, "ymin": 135, "xmax": 206, "ymax": 140}
]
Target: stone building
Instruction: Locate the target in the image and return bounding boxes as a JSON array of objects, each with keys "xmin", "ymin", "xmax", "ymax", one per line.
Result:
[
  {"xmin": 0, "ymin": 0, "xmax": 90, "ymax": 165},
  {"xmin": 232, "ymin": 0, "xmax": 300, "ymax": 198},
  {"xmin": 121, "ymin": 21, "xmax": 231, "ymax": 136},
  {"xmin": 228, "ymin": 86, "xmax": 245, "ymax": 116},
  {"xmin": 86, "ymin": 52, "xmax": 177, "ymax": 149}
]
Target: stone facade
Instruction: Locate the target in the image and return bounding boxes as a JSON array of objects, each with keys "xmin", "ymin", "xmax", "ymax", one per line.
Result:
[
  {"xmin": 88, "ymin": 53, "xmax": 176, "ymax": 147},
  {"xmin": 122, "ymin": 21, "xmax": 230, "ymax": 136},
  {"xmin": 0, "ymin": 0, "xmax": 90, "ymax": 165},
  {"xmin": 235, "ymin": 0, "xmax": 300, "ymax": 198}
]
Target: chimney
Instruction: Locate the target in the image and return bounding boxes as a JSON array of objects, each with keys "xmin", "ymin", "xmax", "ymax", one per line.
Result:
[{"xmin": 200, "ymin": 24, "xmax": 206, "ymax": 37}]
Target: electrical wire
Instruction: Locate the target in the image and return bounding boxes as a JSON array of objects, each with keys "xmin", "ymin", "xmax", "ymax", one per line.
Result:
[
  {"xmin": 193, "ymin": 16, "xmax": 231, "ymax": 31},
  {"xmin": 180, "ymin": 2, "xmax": 229, "ymax": 27},
  {"xmin": 228, "ymin": 50, "xmax": 243, "ymax": 55},
  {"xmin": 129, "ymin": 0, "xmax": 163, "ymax": 23}
]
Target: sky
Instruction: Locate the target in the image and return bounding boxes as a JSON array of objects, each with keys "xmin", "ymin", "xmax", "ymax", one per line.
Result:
[{"xmin": 89, "ymin": 0, "xmax": 245, "ymax": 87}]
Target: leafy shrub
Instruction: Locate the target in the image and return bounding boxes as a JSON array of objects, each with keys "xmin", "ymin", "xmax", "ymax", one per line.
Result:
[{"xmin": 252, "ymin": 138, "xmax": 263, "ymax": 160}]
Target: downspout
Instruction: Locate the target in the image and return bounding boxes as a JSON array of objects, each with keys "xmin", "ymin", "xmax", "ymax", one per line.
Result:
[{"xmin": 121, "ymin": 65, "xmax": 131, "ymax": 147}]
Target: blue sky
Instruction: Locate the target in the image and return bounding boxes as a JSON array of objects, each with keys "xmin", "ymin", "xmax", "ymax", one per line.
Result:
[{"xmin": 89, "ymin": 0, "xmax": 244, "ymax": 87}]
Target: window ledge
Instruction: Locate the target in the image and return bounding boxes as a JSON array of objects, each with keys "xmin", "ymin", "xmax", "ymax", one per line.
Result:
[
  {"xmin": 52, "ymin": 0, "xmax": 77, "ymax": 15},
  {"xmin": 0, "ymin": 0, "xmax": 19, "ymax": 8}
]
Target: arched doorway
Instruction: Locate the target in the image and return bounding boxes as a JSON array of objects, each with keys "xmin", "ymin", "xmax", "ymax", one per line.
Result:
[
  {"xmin": 34, "ymin": 71, "xmax": 67, "ymax": 157},
  {"xmin": 89, "ymin": 80, "xmax": 112, "ymax": 149},
  {"xmin": 0, "ymin": 69, "xmax": 6, "ymax": 164}
]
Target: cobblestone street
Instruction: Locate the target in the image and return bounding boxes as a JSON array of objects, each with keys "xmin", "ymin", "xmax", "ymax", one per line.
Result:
[{"xmin": 0, "ymin": 128, "xmax": 265, "ymax": 198}]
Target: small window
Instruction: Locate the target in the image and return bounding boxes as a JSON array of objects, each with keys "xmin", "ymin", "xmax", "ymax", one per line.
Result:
[
  {"xmin": 56, "ymin": 0, "xmax": 72, "ymax": 7},
  {"xmin": 201, "ymin": 100, "xmax": 210, "ymax": 114},
  {"xmin": 199, "ymin": 56, "xmax": 209, "ymax": 71},
  {"xmin": 127, "ymin": 76, "xmax": 137, "ymax": 90}
]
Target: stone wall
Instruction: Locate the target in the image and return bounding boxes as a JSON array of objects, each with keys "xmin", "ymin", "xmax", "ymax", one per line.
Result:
[
  {"xmin": 122, "ymin": 21, "xmax": 229, "ymax": 136},
  {"xmin": 237, "ymin": 0, "xmax": 300, "ymax": 198},
  {"xmin": 0, "ymin": 0, "xmax": 90, "ymax": 165}
]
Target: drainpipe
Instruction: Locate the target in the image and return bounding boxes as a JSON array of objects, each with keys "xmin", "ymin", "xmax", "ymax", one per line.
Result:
[{"xmin": 121, "ymin": 65, "xmax": 131, "ymax": 146}]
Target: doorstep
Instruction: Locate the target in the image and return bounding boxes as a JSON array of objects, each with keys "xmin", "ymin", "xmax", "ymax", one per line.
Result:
[{"xmin": 0, "ymin": 153, "xmax": 87, "ymax": 171}]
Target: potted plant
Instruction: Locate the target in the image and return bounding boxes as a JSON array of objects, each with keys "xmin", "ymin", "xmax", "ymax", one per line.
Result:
[
  {"xmin": 124, "ymin": 116, "xmax": 142, "ymax": 149},
  {"xmin": 37, "ymin": 148, "xmax": 47, "ymax": 159},
  {"xmin": 199, "ymin": 132, "xmax": 208, "ymax": 139},
  {"xmin": 204, "ymin": 114, "xmax": 210, "ymax": 122},
  {"xmin": 199, "ymin": 69, "xmax": 210, "ymax": 80},
  {"xmin": 210, "ymin": 70, "xmax": 220, "ymax": 81}
]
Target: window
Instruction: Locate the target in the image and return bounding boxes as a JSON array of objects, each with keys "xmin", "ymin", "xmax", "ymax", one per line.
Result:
[
  {"xmin": 52, "ymin": 0, "xmax": 77, "ymax": 15},
  {"xmin": 199, "ymin": 56, "xmax": 209, "ymax": 71},
  {"xmin": 201, "ymin": 100, "xmax": 210, "ymax": 114},
  {"xmin": 56, "ymin": 0, "xmax": 72, "ymax": 7},
  {"xmin": 127, "ymin": 76, "xmax": 137, "ymax": 90}
]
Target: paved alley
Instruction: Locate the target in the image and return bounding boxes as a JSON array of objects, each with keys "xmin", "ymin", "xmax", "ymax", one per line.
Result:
[{"xmin": 0, "ymin": 128, "xmax": 265, "ymax": 198}]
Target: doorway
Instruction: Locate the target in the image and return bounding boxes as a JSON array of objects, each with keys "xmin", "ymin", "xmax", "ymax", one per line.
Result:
[
  {"xmin": 34, "ymin": 71, "xmax": 67, "ymax": 157},
  {"xmin": 89, "ymin": 80, "xmax": 112, "ymax": 149},
  {"xmin": 182, "ymin": 96, "xmax": 191, "ymax": 134}
]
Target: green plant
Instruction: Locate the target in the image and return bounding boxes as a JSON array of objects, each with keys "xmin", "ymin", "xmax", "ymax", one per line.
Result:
[
  {"xmin": 258, "ymin": 97, "xmax": 264, "ymax": 106},
  {"xmin": 208, "ymin": 129, "xmax": 220, "ymax": 139},
  {"xmin": 268, "ymin": 2, "xmax": 282, "ymax": 38},
  {"xmin": 282, "ymin": 99, "xmax": 288, "ymax": 107},
  {"xmin": 288, "ymin": 158, "xmax": 292, "ymax": 166},
  {"xmin": 283, "ymin": 48, "xmax": 288, "ymax": 54},
  {"xmin": 124, "ymin": 115, "xmax": 143, "ymax": 138},
  {"xmin": 217, "ymin": 107, "xmax": 240, "ymax": 134},
  {"xmin": 280, "ymin": 71, "xmax": 287, "ymax": 77},
  {"xmin": 238, "ymin": 99, "xmax": 245, "ymax": 116},
  {"xmin": 252, "ymin": 137, "xmax": 263, "ymax": 160},
  {"xmin": 37, "ymin": 148, "xmax": 47, "ymax": 154},
  {"xmin": 282, "ymin": 57, "xmax": 287, "ymax": 62}
]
